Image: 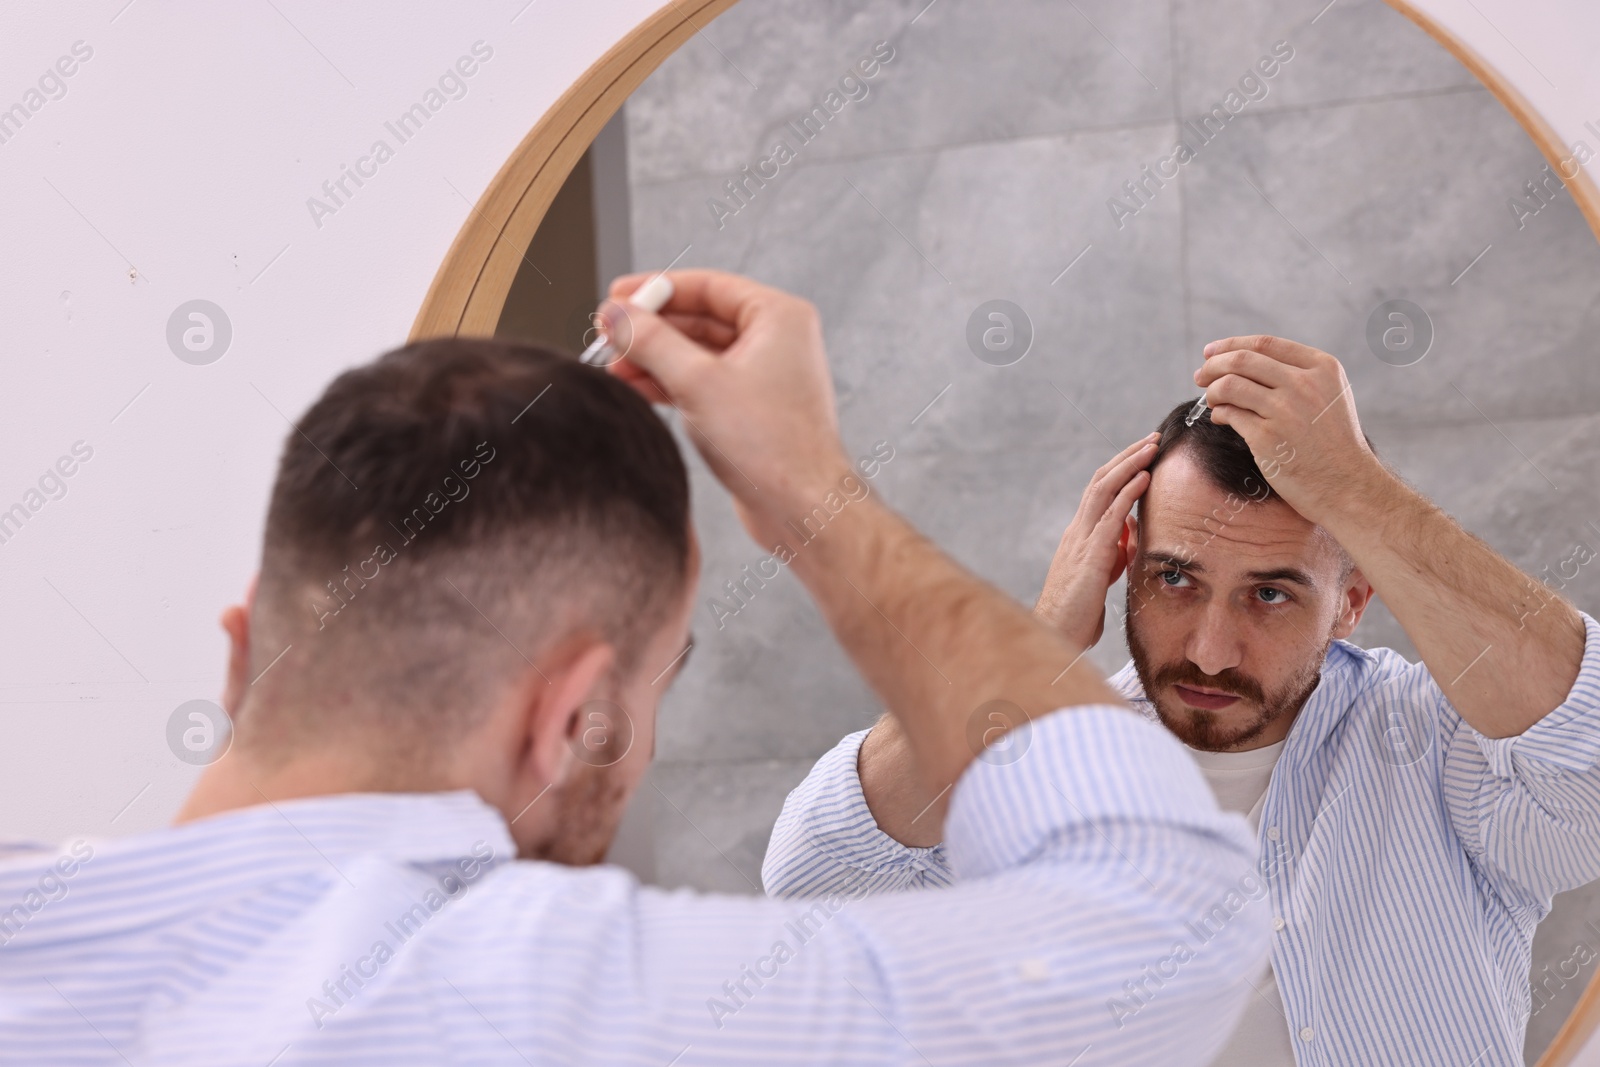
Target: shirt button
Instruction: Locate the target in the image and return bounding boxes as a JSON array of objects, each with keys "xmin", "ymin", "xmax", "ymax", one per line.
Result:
[
  {"xmin": 1273, "ymin": 917, "xmax": 1286, "ymax": 931},
  {"xmin": 1266, "ymin": 826, "xmax": 1282, "ymax": 841},
  {"xmin": 1299, "ymin": 1027, "xmax": 1316, "ymax": 1042}
]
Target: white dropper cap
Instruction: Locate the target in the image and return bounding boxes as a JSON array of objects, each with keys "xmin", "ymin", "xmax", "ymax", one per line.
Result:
[{"xmin": 629, "ymin": 273, "xmax": 675, "ymax": 314}]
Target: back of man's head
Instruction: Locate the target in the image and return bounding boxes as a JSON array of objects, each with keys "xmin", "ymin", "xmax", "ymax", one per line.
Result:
[{"xmin": 242, "ymin": 338, "xmax": 690, "ymax": 771}]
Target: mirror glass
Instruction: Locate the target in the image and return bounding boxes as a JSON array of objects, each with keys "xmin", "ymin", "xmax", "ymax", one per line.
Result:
[{"xmin": 501, "ymin": 2, "xmax": 1600, "ymax": 1061}]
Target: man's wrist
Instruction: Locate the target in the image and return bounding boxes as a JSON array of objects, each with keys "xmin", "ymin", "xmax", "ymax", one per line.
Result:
[
  {"xmin": 1032, "ymin": 590, "xmax": 1066, "ymax": 629},
  {"xmin": 1316, "ymin": 458, "xmax": 1413, "ymax": 553},
  {"xmin": 780, "ymin": 486, "xmax": 891, "ymax": 584},
  {"xmin": 753, "ymin": 453, "xmax": 858, "ymax": 526},
  {"xmin": 859, "ymin": 715, "xmax": 946, "ymax": 848},
  {"xmin": 725, "ymin": 450, "xmax": 858, "ymax": 551},
  {"xmin": 1033, "ymin": 594, "xmax": 1093, "ymax": 649}
]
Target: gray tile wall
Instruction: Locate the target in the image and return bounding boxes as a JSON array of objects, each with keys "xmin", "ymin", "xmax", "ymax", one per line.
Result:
[{"xmin": 621, "ymin": 1, "xmax": 1600, "ymax": 1061}]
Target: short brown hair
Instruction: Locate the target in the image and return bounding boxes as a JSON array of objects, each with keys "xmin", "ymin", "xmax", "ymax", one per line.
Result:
[
  {"xmin": 1143, "ymin": 400, "xmax": 1377, "ymax": 505},
  {"xmin": 1146, "ymin": 400, "xmax": 1274, "ymax": 505},
  {"xmin": 245, "ymin": 338, "xmax": 690, "ymax": 761}
]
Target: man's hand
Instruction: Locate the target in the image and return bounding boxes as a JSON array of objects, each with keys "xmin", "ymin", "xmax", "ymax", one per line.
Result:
[
  {"xmin": 602, "ymin": 270, "xmax": 852, "ymax": 548},
  {"xmin": 1196, "ymin": 333, "xmax": 1584, "ymax": 738},
  {"xmin": 1194, "ymin": 335, "xmax": 1385, "ymax": 529},
  {"xmin": 1035, "ymin": 434, "xmax": 1158, "ymax": 649}
]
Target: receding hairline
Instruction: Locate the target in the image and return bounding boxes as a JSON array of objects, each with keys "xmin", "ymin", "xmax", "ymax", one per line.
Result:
[{"xmin": 1138, "ymin": 445, "xmax": 1356, "ymax": 584}]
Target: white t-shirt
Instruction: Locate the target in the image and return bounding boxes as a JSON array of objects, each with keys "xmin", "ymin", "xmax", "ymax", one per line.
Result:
[{"xmin": 1186, "ymin": 740, "xmax": 1296, "ymax": 1067}]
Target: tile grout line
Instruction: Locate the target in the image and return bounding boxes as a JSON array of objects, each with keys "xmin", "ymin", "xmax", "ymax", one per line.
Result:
[{"xmin": 629, "ymin": 83, "xmax": 1491, "ymax": 188}]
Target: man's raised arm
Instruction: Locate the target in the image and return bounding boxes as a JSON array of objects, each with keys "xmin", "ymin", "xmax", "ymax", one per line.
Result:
[
  {"xmin": 1196, "ymin": 334, "xmax": 1585, "ymax": 738},
  {"xmin": 605, "ymin": 271, "xmax": 1123, "ymax": 785}
]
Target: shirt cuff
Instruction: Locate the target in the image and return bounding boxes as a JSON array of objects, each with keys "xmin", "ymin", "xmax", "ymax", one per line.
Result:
[
  {"xmin": 793, "ymin": 728, "xmax": 948, "ymax": 876},
  {"xmin": 944, "ymin": 704, "xmax": 1250, "ymax": 881},
  {"xmin": 1474, "ymin": 610, "xmax": 1600, "ymax": 777}
]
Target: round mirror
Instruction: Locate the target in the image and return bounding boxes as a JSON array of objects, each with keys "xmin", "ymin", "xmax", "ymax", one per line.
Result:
[{"xmin": 420, "ymin": 3, "xmax": 1600, "ymax": 1064}]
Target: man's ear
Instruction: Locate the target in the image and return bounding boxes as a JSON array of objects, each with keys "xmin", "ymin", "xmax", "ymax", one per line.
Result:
[
  {"xmin": 219, "ymin": 573, "xmax": 258, "ymax": 716},
  {"xmin": 1333, "ymin": 568, "xmax": 1375, "ymax": 640},
  {"xmin": 520, "ymin": 641, "xmax": 618, "ymax": 791}
]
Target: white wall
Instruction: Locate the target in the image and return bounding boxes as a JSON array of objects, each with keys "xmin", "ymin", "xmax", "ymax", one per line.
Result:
[{"xmin": 0, "ymin": 0, "xmax": 663, "ymax": 841}]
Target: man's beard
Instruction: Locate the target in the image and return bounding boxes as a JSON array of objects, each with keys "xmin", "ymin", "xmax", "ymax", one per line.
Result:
[
  {"xmin": 521, "ymin": 762, "xmax": 631, "ymax": 865},
  {"xmin": 1125, "ymin": 589, "xmax": 1330, "ymax": 752}
]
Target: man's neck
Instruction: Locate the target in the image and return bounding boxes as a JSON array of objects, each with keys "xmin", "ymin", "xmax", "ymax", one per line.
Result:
[{"xmin": 173, "ymin": 747, "xmax": 433, "ymax": 826}]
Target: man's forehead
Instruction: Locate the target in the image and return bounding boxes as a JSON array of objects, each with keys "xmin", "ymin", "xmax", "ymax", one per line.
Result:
[{"xmin": 1141, "ymin": 449, "xmax": 1332, "ymax": 574}]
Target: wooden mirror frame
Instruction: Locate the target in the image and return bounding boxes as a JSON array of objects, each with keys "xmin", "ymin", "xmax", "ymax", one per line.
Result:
[{"xmin": 410, "ymin": 0, "xmax": 739, "ymax": 341}]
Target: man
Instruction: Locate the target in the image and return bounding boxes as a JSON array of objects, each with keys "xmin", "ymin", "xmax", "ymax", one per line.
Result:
[
  {"xmin": 0, "ymin": 273, "xmax": 1267, "ymax": 1066},
  {"xmin": 765, "ymin": 335, "xmax": 1600, "ymax": 1067}
]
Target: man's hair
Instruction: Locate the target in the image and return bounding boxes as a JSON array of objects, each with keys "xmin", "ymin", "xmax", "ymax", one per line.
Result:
[
  {"xmin": 1144, "ymin": 400, "xmax": 1378, "ymax": 502},
  {"xmin": 245, "ymin": 338, "xmax": 690, "ymax": 766},
  {"xmin": 1140, "ymin": 400, "xmax": 1372, "ymax": 578},
  {"xmin": 1145, "ymin": 400, "xmax": 1274, "ymax": 505}
]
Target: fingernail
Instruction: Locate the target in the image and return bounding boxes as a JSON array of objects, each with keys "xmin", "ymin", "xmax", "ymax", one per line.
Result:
[
  {"xmin": 597, "ymin": 299, "xmax": 624, "ymax": 335},
  {"xmin": 1203, "ymin": 341, "xmax": 1217, "ymax": 357}
]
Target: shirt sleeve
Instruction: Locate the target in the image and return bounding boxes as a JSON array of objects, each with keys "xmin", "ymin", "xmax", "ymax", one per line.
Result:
[
  {"xmin": 761, "ymin": 661, "xmax": 1152, "ymax": 902},
  {"xmin": 469, "ymin": 705, "xmax": 1269, "ymax": 1067},
  {"xmin": 761, "ymin": 728, "xmax": 954, "ymax": 899},
  {"xmin": 1437, "ymin": 610, "xmax": 1600, "ymax": 906}
]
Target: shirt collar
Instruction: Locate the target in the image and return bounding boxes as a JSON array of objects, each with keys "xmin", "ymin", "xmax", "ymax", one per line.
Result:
[
  {"xmin": 168, "ymin": 788, "xmax": 517, "ymax": 865},
  {"xmin": 0, "ymin": 791, "xmax": 518, "ymax": 949},
  {"xmin": 1112, "ymin": 638, "xmax": 1377, "ymax": 769}
]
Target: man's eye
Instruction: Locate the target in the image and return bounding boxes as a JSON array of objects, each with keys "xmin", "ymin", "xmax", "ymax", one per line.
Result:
[
  {"xmin": 1159, "ymin": 570, "xmax": 1187, "ymax": 587},
  {"xmin": 1257, "ymin": 587, "xmax": 1289, "ymax": 605}
]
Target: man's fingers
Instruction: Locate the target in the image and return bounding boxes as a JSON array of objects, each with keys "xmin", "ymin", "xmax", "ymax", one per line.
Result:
[
  {"xmin": 1195, "ymin": 349, "xmax": 1296, "ymax": 390},
  {"xmin": 660, "ymin": 311, "xmax": 738, "ymax": 351},
  {"xmin": 1208, "ymin": 403, "xmax": 1268, "ymax": 441},
  {"xmin": 1204, "ymin": 374, "xmax": 1276, "ymax": 419},
  {"xmin": 1083, "ymin": 436, "xmax": 1159, "ymax": 517},
  {"xmin": 1092, "ymin": 432, "xmax": 1160, "ymax": 481},
  {"xmin": 602, "ymin": 301, "xmax": 713, "ymax": 399},
  {"xmin": 1087, "ymin": 471, "xmax": 1147, "ymax": 586},
  {"xmin": 608, "ymin": 359, "xmax": 671, "ymax": 405},
  {"xmin": 1097, "ymin": 469, "xmax": 1149, "ymax": 534},
  {"xmin": 1202, "ymin": 334, "xmax": 1320, "ymax": 369},
  {"xmin": 610, "ymin": 268, "xmax": 782, "ymax": 331},
  {"xmin": 609, "ymin": 271, "xmax": 668, "ymax": 303}
]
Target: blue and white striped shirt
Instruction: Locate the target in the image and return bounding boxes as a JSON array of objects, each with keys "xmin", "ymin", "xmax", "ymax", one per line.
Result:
[
  {"xmin": 764, "ymin": 614, "xmax": 1600, "ymax": 1067},
  {"xmin": 0, "ymin": 705, "xmax": 1267, "ymax": 1066}
]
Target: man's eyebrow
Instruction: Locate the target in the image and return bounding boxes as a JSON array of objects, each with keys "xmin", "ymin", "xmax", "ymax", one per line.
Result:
[
  {"xmin": 1245, "ymin": 567, "xmax": 1316, "ymax": 588},
  {"xmin": 1145, "ymin": 551, "xmax": 1202, "ymax": 572},
  {"xmin": 1143, "ymin": 553, "xmax": 1315, "ymax": 588}
]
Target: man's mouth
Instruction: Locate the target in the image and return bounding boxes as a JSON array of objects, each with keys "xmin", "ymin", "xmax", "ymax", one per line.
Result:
[{"xmin": 1172, "ymin": 683, "xmax": 1242, "ymax": 711}]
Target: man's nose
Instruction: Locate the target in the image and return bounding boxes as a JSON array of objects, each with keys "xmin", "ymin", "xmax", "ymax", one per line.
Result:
[{"xmin": 1186, "ymin": 600, "xmax": 1243, "ymax": 678}]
